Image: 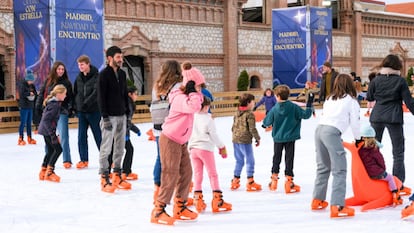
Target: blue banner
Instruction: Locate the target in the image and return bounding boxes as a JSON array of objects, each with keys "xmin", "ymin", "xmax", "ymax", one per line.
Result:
[
  {"xmin": 272, "ymin": 6, "xmax": 332, "ymax": 89},
  {"xmin": 310, "ymin": 7, "xmax": 332, "ymax": 84},
  {"xmin": 272, "ymin": 6, "xmax": 307, "ymax": 89},
  {"xmin": 54, "ymin": 0, "xmax": 104, "ymax": 83},
  {"xmin": 13, "ymin": 0, "xmax": 51, "ymax": 90}
]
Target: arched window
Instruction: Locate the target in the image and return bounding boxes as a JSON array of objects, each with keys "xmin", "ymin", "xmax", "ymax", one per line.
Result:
[{"xmin": 250, "ymin": 75, "xmax": 261, "ymax": 89}]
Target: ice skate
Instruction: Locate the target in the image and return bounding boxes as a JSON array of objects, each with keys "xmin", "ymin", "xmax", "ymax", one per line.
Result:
[
  {"xmin": 173, "ymin": 198, "xmax": 198, "ymax": 220},
  {"xmin": 268, "ymin": 173, "xmax": 279, "ymax": 191},
  {"xmin": 284, "ymin": 176, "xmax": 300, "ymax": 194},
  {"xmin": 330, "ymin": 205, "xmax": 355, "ymax": 218},
  {"xmin": 212, "ymin": 191, "xmax": 232, "ymax": 213},
  {"xmin": 246, "ymin": 177, "xmax": 262, "ymax": 192},
  {"xmin": 193, "ymin": 191, "xmax": 206, "ymax": 213},
  {"xmin": 151, "ymin": 201, "xmax": 175, "ymax": 225}
]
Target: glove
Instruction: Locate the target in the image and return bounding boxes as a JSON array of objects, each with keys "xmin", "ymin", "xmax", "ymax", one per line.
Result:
[
  {"xmin": 125, "ymin": 135, "xmax": 130, "ymax": 141},
  {"xmin": 184, "ymin": 80, "xmax": 197, "ymax": 95},
  {"xmin": 137, "ymin": 129, "xmax": 141, "ymax": 137},
  {"xmin": 255, "ymin": 140, "xmax": 260, "ymax": 147},
  {"xmin": 355, "ymin": 138, "xmax": 364, "ymax": 147},
  {"xmin": 68, "ymin": 109, "xmax": 76, "ymax": 118},
  {"xmin": 253, "ymin": 106, "xmax": 257, "ymax": 111},
  {"xmin": 306, "ymin": 92, "xmax": 315, "ymax": 108},
  {"xmin": 103, "ymin": 117, "xmax": 112, "ymax": 131},
  {"xmin": 219, "ymin": 147, "xmax": 227, "ymax": 159},
  {"xmin": 261, "ymin": 124, "xmax": 267, "ymax": 129}
]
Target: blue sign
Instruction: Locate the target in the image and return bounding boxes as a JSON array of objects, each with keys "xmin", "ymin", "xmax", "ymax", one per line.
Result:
[
  {"xmin": 272, "ymin": 6, "xmax": 332, "ymax": 89},
  {"xmin": 13, "ymin": 0, "xmax": 51, "ymax": 90},
  {"xmin": 54, "ymin": 0, "xmax": 104, "ymax": 83}
]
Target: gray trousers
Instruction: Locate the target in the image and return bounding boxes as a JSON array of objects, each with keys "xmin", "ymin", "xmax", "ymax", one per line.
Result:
[
  {"xmin": 313, "ymin": 125, "xmax": 347, "ymax": 206},
  {"xmin": 99, "ymin": 115, "xmax": 126, "ymax": 174}
]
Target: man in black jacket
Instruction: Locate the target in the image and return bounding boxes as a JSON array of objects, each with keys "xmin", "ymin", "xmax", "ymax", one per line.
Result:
[
  {"xmin": 97, "ymin": 46, "xmax": 131, "ymax": 193},
  {"xmin": 73, "ymin": 55, "xmax": 102, "ymax": 169}
]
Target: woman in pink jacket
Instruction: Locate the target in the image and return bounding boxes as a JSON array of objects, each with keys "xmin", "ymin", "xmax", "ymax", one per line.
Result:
[{"xmin": 151, "ymin": 62, "xmax": 204, "ymax": 225}]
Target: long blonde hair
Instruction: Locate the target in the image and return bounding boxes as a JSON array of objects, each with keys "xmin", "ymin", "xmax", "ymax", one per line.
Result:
[{"xmin": 43, "ymin": 84, "xmax": 66, "ymax": 106}]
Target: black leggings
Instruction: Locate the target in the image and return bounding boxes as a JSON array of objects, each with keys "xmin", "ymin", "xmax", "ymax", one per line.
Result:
[{"xmin": 42, "ymin": 135, "xmax": 63, "ymax": 168}]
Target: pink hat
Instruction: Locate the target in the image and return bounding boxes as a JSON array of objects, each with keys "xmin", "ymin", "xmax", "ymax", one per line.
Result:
[{"xmin": 182, "ymin": 67, "xmax": 205, "ymax": 86}]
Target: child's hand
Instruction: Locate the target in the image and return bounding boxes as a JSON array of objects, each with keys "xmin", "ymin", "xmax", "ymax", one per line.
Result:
[
  {"xmin": 219, "ymin": 147, "xmax": 227, "ymax": 159},
  {"xmin": 255, "ymin": 140, "xmax": 260, "ymax": 147}
]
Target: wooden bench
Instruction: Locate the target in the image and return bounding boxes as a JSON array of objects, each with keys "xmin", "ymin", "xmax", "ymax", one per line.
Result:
[{"xmin": 0, "ymin": 88, "xmax": 329, "ymax": 134}]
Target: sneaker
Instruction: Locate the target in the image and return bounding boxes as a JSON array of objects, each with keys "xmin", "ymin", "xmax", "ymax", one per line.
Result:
[
  {"xmin": 151, "ymin": 201, "xmax": 175, "ymax": 225},
  {"xmin": 311, "ymin": 199, "xmax": 328, "ymax": 210},
  {"xmin": 231, "ymin": 177, "xmax": 240, "ymax": 190},
  {"xmin": 63, "ymin": 162, "xmax": 72, "ymax": 169},
  {"xmin": 121, "ymin": 172, "xmax": 138, "ymax": 180},
  {"xmin": 330, "ymin": 205, "xmax": 355, "ymax": 218},
  {"xmin": 246, "ymin": 177, "xmax": 262, "ymax": 192},
  {"xmin": 401, "ymin": 202, "xmax": 414, "ymax": 219},
  {"xmin": 27, "ymin": 136, "xmax": 37, "ymax": 145},
  {"xmin": 173, "ymin": 198, "xmax": 198, "ymax": 220},
  {"xmin": 76, "ymin": 161, "xmax": 88, "ymax": 169}
]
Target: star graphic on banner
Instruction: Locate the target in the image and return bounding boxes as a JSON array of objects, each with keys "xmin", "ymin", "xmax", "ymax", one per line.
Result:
[{"xmin": 294, "ymin": 10, "xmax": 305, "ymax": 23}]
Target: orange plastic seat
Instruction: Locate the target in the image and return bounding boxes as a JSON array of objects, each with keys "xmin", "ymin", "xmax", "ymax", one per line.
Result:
[
  {"xmin": 343, "ymin": 142, "xmax": 402, "ymax": 211},
  {"xmin": 253, "ymin": 111, "xmax": 266, "ymax": 122}
]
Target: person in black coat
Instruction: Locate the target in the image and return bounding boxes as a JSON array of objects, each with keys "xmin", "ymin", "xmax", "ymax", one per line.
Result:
[
  {"xmin": 366, "ymin": 54, "xmax": 414, "ymax": 195},
  {"xmin": 97, "ymin": 46, "xmax": 131, "ymax": 193},
  {"xmin": 18, "ymin": 70, "xmax": 38, "ymax": 145},
  {"xmin": 73, "ymin": 55, "xmax": 101, "ymax": 169}
]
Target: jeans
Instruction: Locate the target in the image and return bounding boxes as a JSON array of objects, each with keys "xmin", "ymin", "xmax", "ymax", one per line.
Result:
[
  {"xmin": 19, "ymin": 108, "xmax": 33, "ymax": 137},
  {"xmin": 233, "ymin": 143, "xmax": 255, "ymax": 178},
  {"xmin": 153, "ymin": 136, "xmax": 161, "ymax": 186},
  {"xmin": 77, "ymin": 111, "xmax": 102, "ymax": 162},
  {"xmin": 57, "ymin": 114, "xmax": 71, "ymax": 163}
]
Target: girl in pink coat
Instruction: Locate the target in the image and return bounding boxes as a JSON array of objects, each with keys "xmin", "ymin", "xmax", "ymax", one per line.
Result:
[{"xmin": 151, "ymin": 62, "xmax": 204, "ymax": 225}]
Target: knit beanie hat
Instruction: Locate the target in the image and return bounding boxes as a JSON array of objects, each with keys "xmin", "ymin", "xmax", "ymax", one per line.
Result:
[
  {"xmin": 25, "ymin": 70, "xmax": 35, "ymax": 81},
  {"xmin": 361, "ymin": 125, "xmax": 375, "ymax": 138},
  {"xmin": 361, "ymin": 124, "xmax": 383, "ymax": 148},
  {"xmin": 181, "ymin": 61, "xmax": 205, "ymax": 86}
]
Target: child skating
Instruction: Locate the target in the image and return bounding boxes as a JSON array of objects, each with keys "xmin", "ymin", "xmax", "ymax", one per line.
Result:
[
  {"xmin": 38, "ymin": 84, "xmax": 66, "ymax": 182},
  {"xmin": 262, "ymin": 84, "xmax": 314, "ymax": 193},
  {"xmin": 230, "ymin": 93, "xmax": 261, "ymax": 192},
  {"xmin": 188, "ymin": 96, "xmax": 232, "ymax": 213}
]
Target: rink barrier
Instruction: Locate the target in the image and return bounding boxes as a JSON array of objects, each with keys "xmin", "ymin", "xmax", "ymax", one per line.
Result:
[{"xmin": 0, "ymin": 88, "xmax": 366, "ymax": 134}]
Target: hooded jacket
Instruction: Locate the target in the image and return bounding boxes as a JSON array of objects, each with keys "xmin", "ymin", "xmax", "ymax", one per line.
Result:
[
  {"xmin": 161, "ymin": 88, "xmax": 203, "ymax": 145},
  {"xmin": 263, "ymin": 100, "xmax": 312, "ymax": 143},
  {"xmin": 254, "ymin": 95, "xmax": 277, "ymax": 113}
]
